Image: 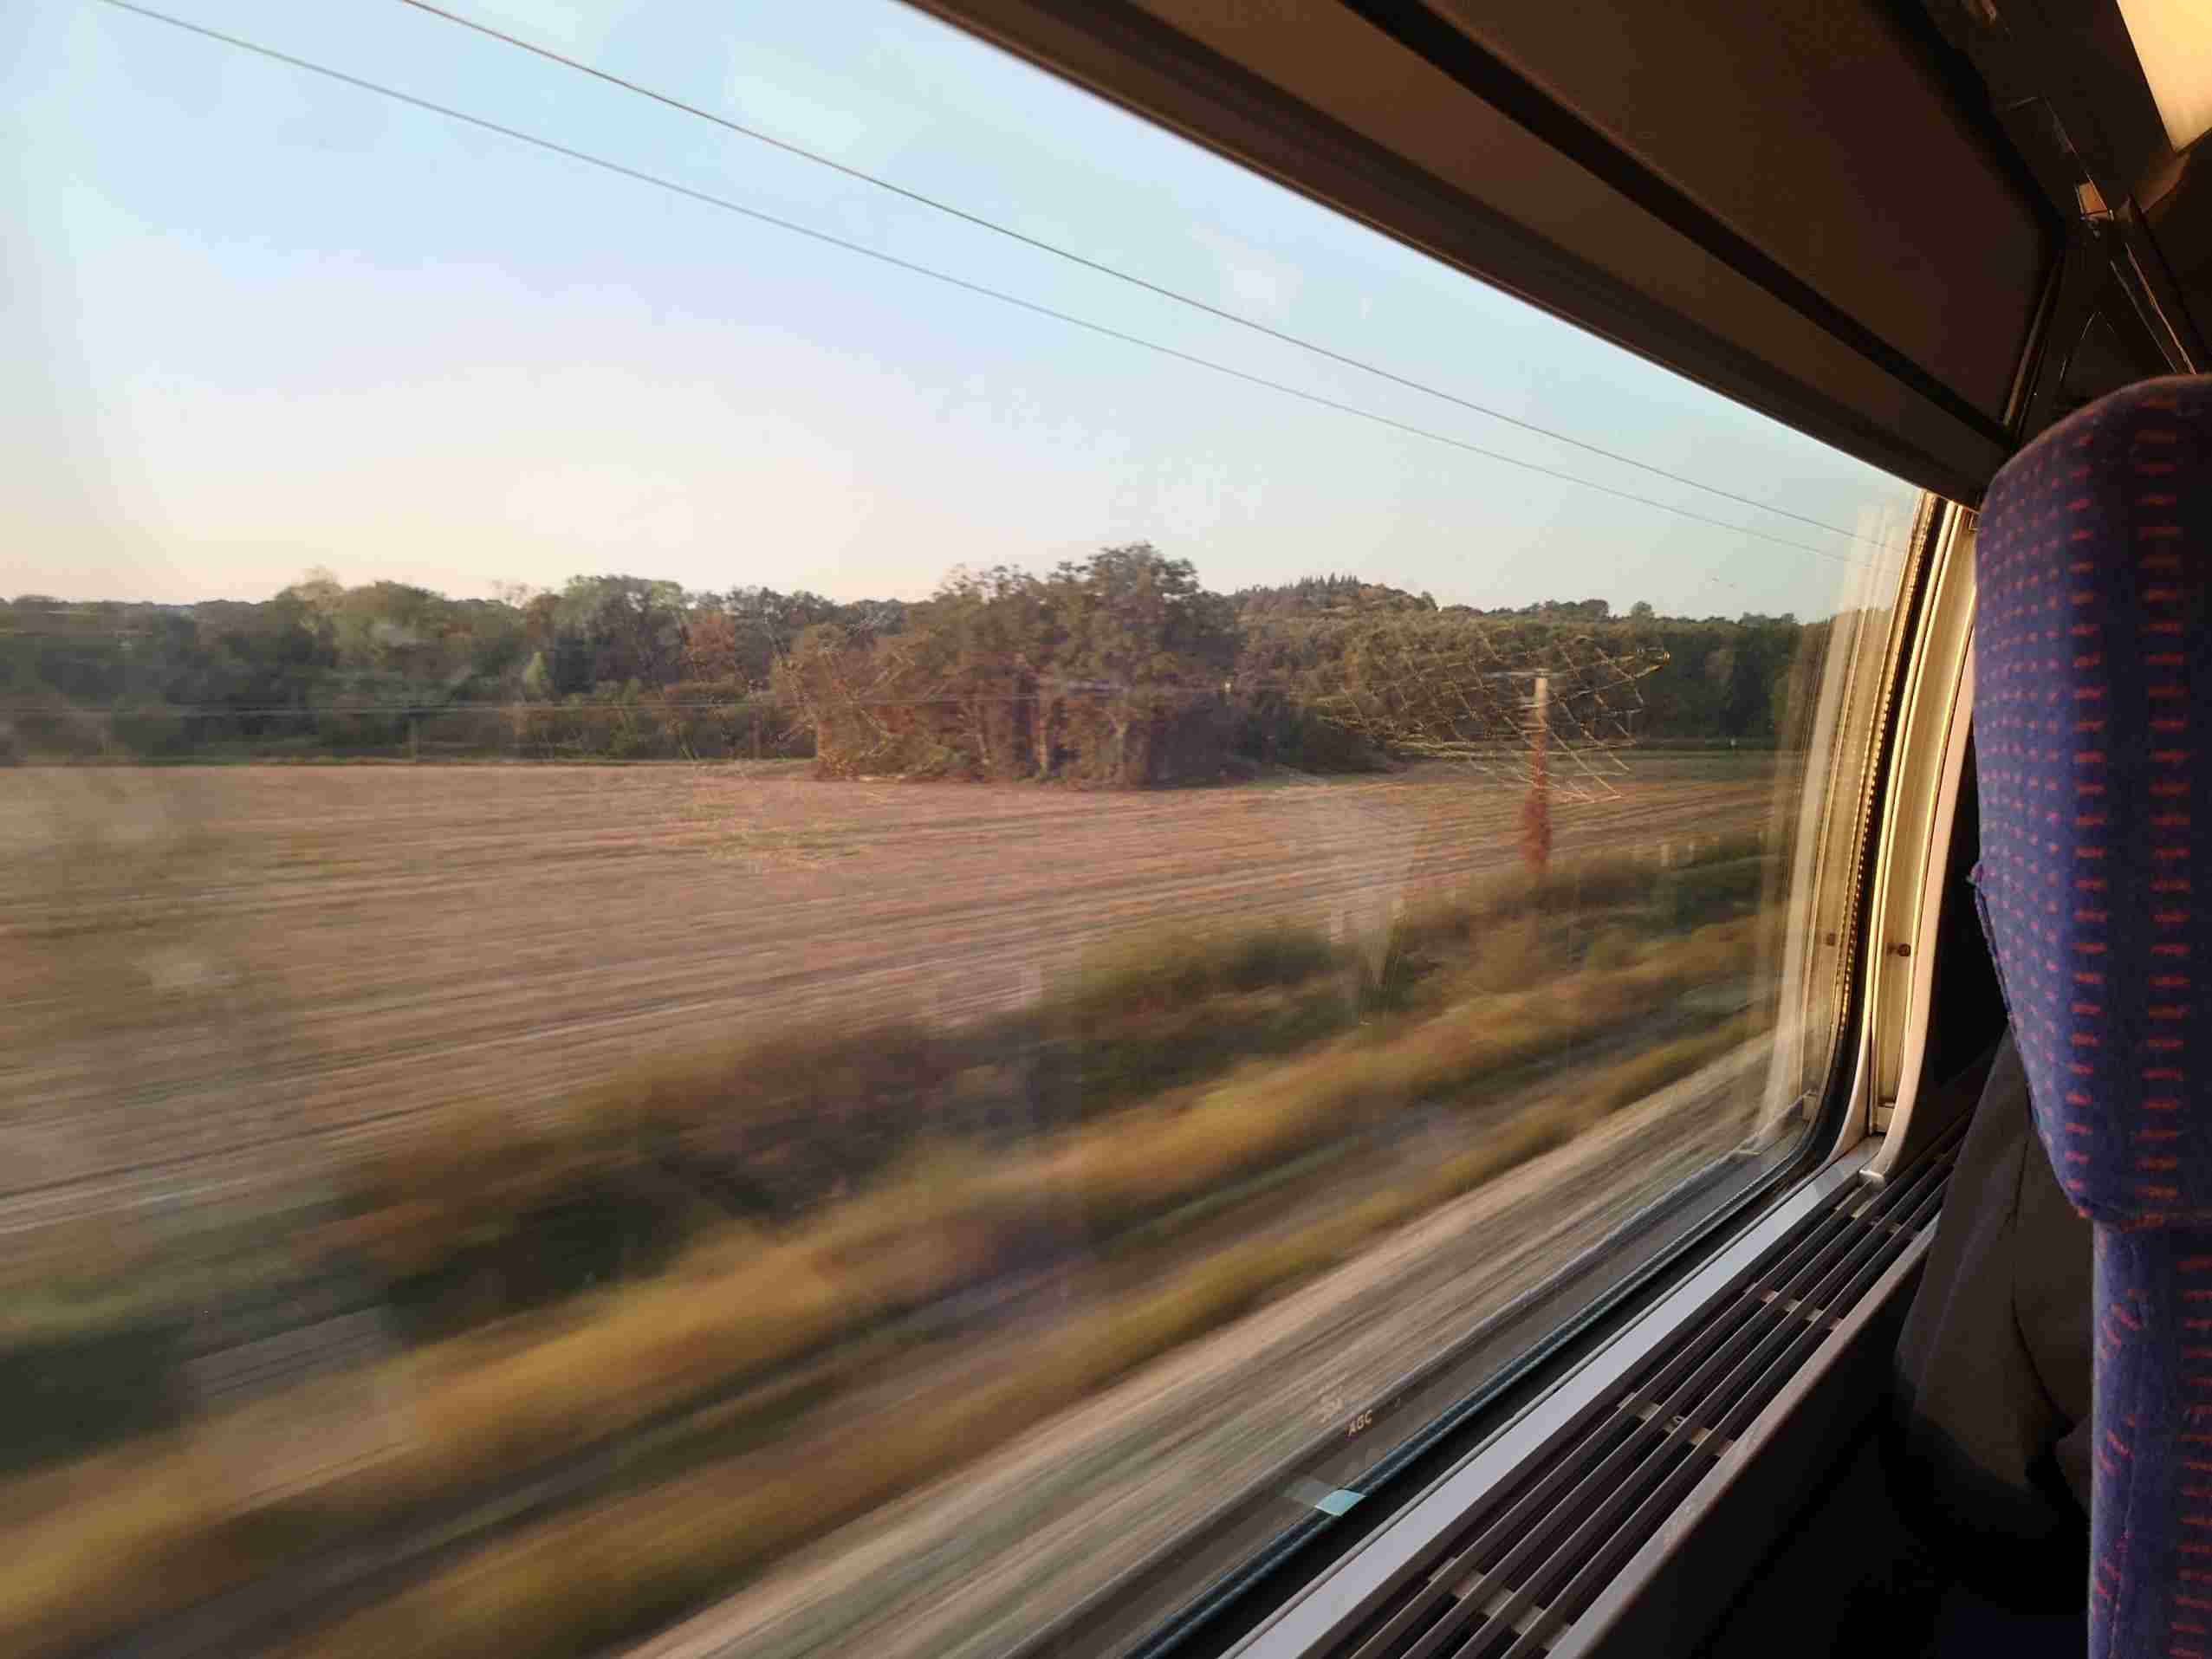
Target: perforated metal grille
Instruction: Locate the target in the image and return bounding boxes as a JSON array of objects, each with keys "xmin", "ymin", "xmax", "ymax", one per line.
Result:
[{"xmin": 1327, "ymin": 1133, "xmax": 1960, "ymax": 1659}]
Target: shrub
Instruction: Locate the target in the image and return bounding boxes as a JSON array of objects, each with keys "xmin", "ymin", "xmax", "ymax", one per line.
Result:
[
  {"xmin": 0, "ymin": 912, "xmax": 1778, "ymax": 1656},
  {"xmin": 336, "ymin": 1108, "xmax": 704, "ymax": 1339},
  {"xmin": 1581, "ymin": 1014, "xmax": 1765, "ymax": 1118},
  {"xmin": 302, "ymin": 1093, "xmax": 1612, "ymax": 1659},
  {"xmin": 0, "ymin": 1325, "xmax": 185, "ymax": 1477},
  {"xmin": 1581, "ymin": 926, "xmax": 1641, "ymax": 972},
  {"xmin": 1464, "ymin": 915, "xmax": 1559, "ymax": 994},
  {"xmin": 1664, "ymin": 854, "xmax": 1774, "ymax": 925},
  {"xmin": 1055, "ymin": 921, "xmax": 1342, "ymax": 1019}
]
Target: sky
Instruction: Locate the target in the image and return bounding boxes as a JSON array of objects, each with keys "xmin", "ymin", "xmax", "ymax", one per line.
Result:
[{"xmin": 2, "ymin": 0, "xmax": 1924, "ymax": 618}]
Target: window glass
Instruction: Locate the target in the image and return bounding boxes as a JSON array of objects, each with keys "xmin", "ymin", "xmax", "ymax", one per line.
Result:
[{"xmin": 1, "ymin": 3, "xmax": 1920, "ymax": 1656}]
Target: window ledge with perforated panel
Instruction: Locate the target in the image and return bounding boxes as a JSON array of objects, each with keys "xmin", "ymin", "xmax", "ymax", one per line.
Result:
[{"xmin": 1219, "ymin": 1118, "xmax": 1964, "ymax": 1659}]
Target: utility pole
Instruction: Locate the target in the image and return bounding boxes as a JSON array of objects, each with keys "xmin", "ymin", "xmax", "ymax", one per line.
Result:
[{"xmin": 1521, "ymin": 671, "xmax": 1552, "ymax": 876}]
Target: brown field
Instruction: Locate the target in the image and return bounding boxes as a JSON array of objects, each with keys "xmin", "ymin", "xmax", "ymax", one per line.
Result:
[
  {"xmin": 0, "ymin": 755, "xmax": 1797, "ymax": 1659},
  {"xmin": 0, "ymin": 755, "xmax": 1782, "ymax": 1235}
]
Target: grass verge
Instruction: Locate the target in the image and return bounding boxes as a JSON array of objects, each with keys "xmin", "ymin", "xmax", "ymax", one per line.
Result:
[
  {"xmin": 0, "ymin": 913, "xmax": 1770, "ymax": 1657},
  {"xmin": 300, "ymin": 1073, "xmax": 1707, "ymax": 1659}
]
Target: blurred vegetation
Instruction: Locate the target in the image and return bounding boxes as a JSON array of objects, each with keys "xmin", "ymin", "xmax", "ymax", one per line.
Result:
[
  {"xmin": 309, "ymin": 1012, "xmax": 1772, "ymax": 1659},
  {"xmin": 0, "ymin": 837, "xmax": 1782, "ymax": 1657},
  {"xmin": 302, "ymin": 1097, "xmax": 1608, "ymax": 1659},
  {"xmin": 4, "ymin": 561, "xmax": 1826, "ymax": 769},
  {"xmin": 0, "ymin": 517, "xmax": 1839, "ymax": 1655},
  {"xmin": 336, "ymin": 832, "xmax": 1774, "ymax": 1336},
  {"xmin": 3, "ymin": 836, "xmax": 1773, "ymax": 1363}
]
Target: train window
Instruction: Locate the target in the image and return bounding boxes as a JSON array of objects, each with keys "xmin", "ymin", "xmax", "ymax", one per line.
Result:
[{"xmin": 3, "ymin": 3, "xmax": 1921, "ymax": 1656}]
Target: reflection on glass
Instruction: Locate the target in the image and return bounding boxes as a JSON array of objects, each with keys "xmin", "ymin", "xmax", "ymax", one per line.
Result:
[{"xmin": 1, "ymin": 3, "xmax": 1919, "ymax": 1657}]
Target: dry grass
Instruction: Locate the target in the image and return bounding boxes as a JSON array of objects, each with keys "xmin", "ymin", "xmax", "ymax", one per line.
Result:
[
  {"xmin": 299, "ymin": 1019, "xmax": 1785, "ymax": 1659},
  {"xmin": 299, "ymin": 1098, "xmax": 1621, "ymax": 1659},
  {"xmin": 3, "ymin": 760, "xmax": 1780, "ymax": 1347},
  {"xmin": 392, "ymin": 917, "xmax": 1764, "ymax": 1471},
  {"xmin": 3, "ymin": 756, "xmax": 1779, "ymax": 1167},
  {"xmin": 1583, "ymin": 1016, "xmax": 1765, "ymax": 1118},
  {"xmin": 0, "ymin": 909, "xmax": 1768, "ymax": 1657},
  {"xmin": 335, "ymin": 847, "xmax": 1774, "ymax": 1331},
  {"xmin": 1057, "ymin": 919, "xmax": 1343, "ymax": 1018},
  {"xmin": 0, "ymin": 1215, "xmax": 944, "ymax": 1655},
  {"xmin": 0, "ymin": 759, "xmax": 1781, "ymax": 1654},
  {"xmin": 1022, "ymin": 914, "xmax": 1759, "ymax": 1233}
]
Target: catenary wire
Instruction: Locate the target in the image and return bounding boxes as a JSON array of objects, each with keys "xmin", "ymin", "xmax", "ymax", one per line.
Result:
[
  {"xmin": 99, "ymin": 0, "xmax": 1888, "ymax": 574},
  {"xmin": 392, "ymin": 0, "xmax": 1897, "ymax": 554}
]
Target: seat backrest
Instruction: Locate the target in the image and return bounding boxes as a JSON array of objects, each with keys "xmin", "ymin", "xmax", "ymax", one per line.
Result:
[{"xmin": 1975, "ymin": 373, "xmax": 2212, "ymax": 1656}]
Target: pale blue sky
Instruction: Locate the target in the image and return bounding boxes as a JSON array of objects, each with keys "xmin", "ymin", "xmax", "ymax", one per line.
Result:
[{"xmin": 3, "ymin": 0, "xmax": 1922, "ymax": 617}]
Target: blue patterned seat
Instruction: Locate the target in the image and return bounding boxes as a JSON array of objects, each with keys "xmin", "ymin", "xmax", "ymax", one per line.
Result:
[{"xmin": 1976, "ymin": 374, "xmax": 2212, "ymax": 1656}]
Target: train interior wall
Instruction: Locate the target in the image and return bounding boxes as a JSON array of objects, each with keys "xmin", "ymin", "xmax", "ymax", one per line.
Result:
[{"xmin": 1692, "ymin": 744, "xmax": 2067, "ymax": 1659}]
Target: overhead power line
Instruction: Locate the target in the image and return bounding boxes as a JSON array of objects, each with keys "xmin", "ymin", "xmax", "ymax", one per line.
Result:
[
  {"xmin": 99, "ymin": 0, "xmax": 1885, "ymax": 574},
  {"xmin": 393, "ymin": 0, "xmax": 1895, "ymax": 556}
]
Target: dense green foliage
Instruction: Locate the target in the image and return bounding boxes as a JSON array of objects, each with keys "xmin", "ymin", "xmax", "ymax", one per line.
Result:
[
  {"xmin": 0, "ymin": 572, "xmax": 863, "ymax": 761},
  {"xmin": 775, "ymin": 548, "xmax": 1242, "ymax": 784},
  {"xmin": 3, "ymin": 555, "xmax": 1831, "ymax": 771}
]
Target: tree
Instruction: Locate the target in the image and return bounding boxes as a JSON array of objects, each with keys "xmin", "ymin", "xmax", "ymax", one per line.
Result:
[
  {"xmin": 520, "ymin": 651, "xmax": 554, "ymax": 700},
  {"xmin": 9, "ymin": 556, "xmax": 1817, "ymax": 766},
  {"xmin": 285, "ymin": 567, "xmax": 346, "ymax": 635},
  {"xmin": 779, "ymin": 545, "xmax": 1237, "ymax": 786},
  {"xmin": 683, "ymin": 609, "xmax": 742, "ymax": 685},
  {"xmin": 553, "ymin": 575, "xmax": 687, "ymax": 691},
  {"xmin": 1049, "ymin": 545, "xmax": 1238, "ymax": 786}
]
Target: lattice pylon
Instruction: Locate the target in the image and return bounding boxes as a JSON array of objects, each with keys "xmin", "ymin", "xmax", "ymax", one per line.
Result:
[{"xmin": 1308, "ymin": 614, "xmax": 1670, "ymax": 813}]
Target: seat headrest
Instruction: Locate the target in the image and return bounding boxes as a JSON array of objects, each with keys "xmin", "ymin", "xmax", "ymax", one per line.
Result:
[{"xmin": 1975, "ymin": 375, "xmax": 2212, "ymax": 1228}]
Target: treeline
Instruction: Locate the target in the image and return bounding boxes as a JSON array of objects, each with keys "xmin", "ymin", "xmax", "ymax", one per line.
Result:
[
  {"xmin": 1228, "ymin": 575, "xmax": 1818, "ymax": 775},
  {"xmin": 3, "ymin": 554, "xmax": 1826, "ymax": 773},
  {"xmin": 0, "ymin": 572, "xmax": 874, "ymax": 761},
  {"xmin": 776, "ymin": 550, "xmax": 1242, "ymax": 785}
]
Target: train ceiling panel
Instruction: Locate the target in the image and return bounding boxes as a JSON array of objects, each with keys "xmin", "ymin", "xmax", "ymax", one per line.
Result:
[
  {"xmin": 907, "ymin": 0, "xmax": 2211, "ymax": 500},
  {"xmin": 905, "ymin": 0, "xmax": 2054, "ymax": 500}
]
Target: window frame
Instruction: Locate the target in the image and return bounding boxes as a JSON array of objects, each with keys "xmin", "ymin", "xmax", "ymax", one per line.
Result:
[
  {"xmin": 868, "ymin": 1, "xmax": 2212, "ymax": 1647},
  {"xmin": 1217, "ymin": 1137, "xmax": 1890, "ymax": 1659},
  {"xmin": 1860, "ymin": 505, "xmax": 1981, "ymax": 1173},
  {"xmin": 898, "ymin": 0, "xmax": 2046, "ymax": 501},
  {"xmin": 999, "ymin": 489, "xmax": 1958, "ymax": 1659},
  {"xmin": 852, "ymin": 6, "xmax": 2097, "ymax": 1648},
  {"xmin": 17, "ymin": 3, "xmax": 2204, "ymax": 1654}
]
